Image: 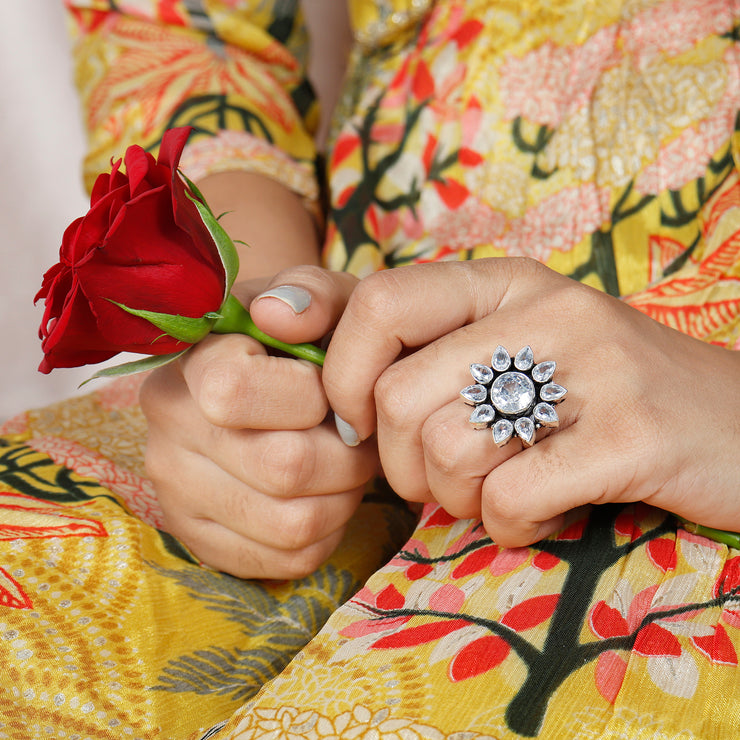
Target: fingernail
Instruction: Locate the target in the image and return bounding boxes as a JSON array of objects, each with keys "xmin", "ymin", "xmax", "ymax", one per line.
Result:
[
  {"xmin": 255, "ymin": 285, "xmax": 312, "ymax": 314},
  {"xmin": 334, "ymin": 413, "xmax": 360, "ymax": 447}
]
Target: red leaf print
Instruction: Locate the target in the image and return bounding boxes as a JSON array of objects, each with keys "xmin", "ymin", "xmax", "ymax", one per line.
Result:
[
  {"xmin": 372, "ymin": 619, "xmax": 468, "ymax": 649},
  {"xmin": 87, "ymin": 16, "xmax": 298, "ymax": 138},
  {"xmin": 412, "ymin": 60, "xmax": 435, "ymax": 100},
  {"xmin": 501, "ymin": 594, "xmax": 560, "ymax": 631},
  {"xmin": 421, "ymin": 507, "xmax": 458, "ymax": 528},
  {"xmin": 0, "ymin": 492, "xmax": 107, "ymax": 540},
  {"xmin": 376, "ymin": 584, "xmax": 406, "ymax": 611},
  {"xmin": 450, "ymin": 20, "xmax": 484, "ymax": 49},
  {"xmin": 532, "ymin": 552, "xmax": 560, "ymax": 571},
  {"xmin": 692, "ymin": 624, "xmax": 738, "ymax": 666},
  {"xmin": 452, "ymin": 545, "xmax": 500, "ymax": 579},
  {"xmin": 157, "ymin": 0, "xmax": 187, "ymax": 25},
  {"xmin": 0, "ymin": 567, "xmax": 32, "ymax": 610},
  {"xmin": 595, "ymin": 651, "xmax": 627, "ymax": 704},
  {"xmin": 458, "ymin": 147, "xmax": 484, "ymax": 167},
  {"xmin": 715, "ymin": 556, "xmax": 740, "ymax": 602},
  {"xmin": 614, "ymin": 510, "xmax": 642, "ymax": 540},
  {"xmin": 389, "ymin": 57, "xmax": 412, "ymax": 90},
  {"xmin": 406, "ymin": 563, "xmax": 434, "ymax": 581},
  {"xmin": 557, "ymin": 518, "xmax": 586, "ymax": 540},
  {"xmin": 647, "ymin": 538, "xmax": 677, "ymax": 573},
  {"xmin": 335, "ymin": 185, "xmax": 356, "ymax": 209},
  {"xmin": 448, "ymin": 635, "xmax": 510, "ymax": 682},
  {"xmin": 589, "ymin": 601, "xmax": 629, "ymax": 639},
  {"xmin": 422, "ymin": 135, "xmax": 438, "ymax": 173},
  {"xmin": 331, "ymin": 135, "xmax": 360, "ymax": 170},
  {"xmin": 634, "ymin": 623, "xmax": 682, "ymax": 658},
  {"xmin": 433, "ymin": 178, "xmax": 469, "ymax": 209}
]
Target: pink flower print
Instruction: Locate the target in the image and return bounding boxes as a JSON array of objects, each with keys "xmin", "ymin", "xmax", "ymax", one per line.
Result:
[
  {"xmin": 625, "ymin": 0, "xmax": 737, "ymax": 69},
  {"xmin": 499, "ymin": 26, "xmax": 620, "ymax": 128},
  {"xmin": 496, "ymin": 183, "xmax": 612, "ymax": 262},
  {"xmin": 428, "ymin": 196, "xmax": 507, "ymax": 251},
  {"xmin": 636, "ymin": 46, "xmax": 740, "ymax": 195}
]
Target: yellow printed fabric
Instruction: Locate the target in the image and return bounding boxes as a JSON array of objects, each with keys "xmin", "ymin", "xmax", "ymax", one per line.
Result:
[
  {"xmin": 65, "ymin": 0, "xmax": 321, "ymax": 212},
  {"xmin": 1, "ymin": 1, "xmax": 740, "ymax": 739},
  {"xmin": 0, "ymin": 376, "xmax": 415, "ymax": 738},
  {"xmin": 324, "ymin": 0, "xmax": 740, "ymax": 349}
]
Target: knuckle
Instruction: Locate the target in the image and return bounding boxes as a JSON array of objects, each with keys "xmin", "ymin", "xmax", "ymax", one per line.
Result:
[
  {"xmin": 143, "ymin": 440, "xmax": 167, "ymax": 486},
  {"xmin": 273, "ymin": 499, "xmax": 326, "ymax": 551},
  {"xmin": 348, "ymin": 270, "xmax": 404, "ymax": 324},
  {"xmin": 272, "ymin": 547, "xmax": 331, "ymax": 580},
  {"xmin": 196, "ymin": 359, "xmax": 246, "ymax": 426},
  {"xmin": 374, "ymin": 362, "xmax": 417, "ymax": 429},
  {"xmin": 481, "ymin": 477, "xmax": 523, "ymax": 524},
  {"xmin": 421, "ymin": 418, "xmax": 469, "ymax": 475},
  {"xmin": 257, "ymin": 432, "xmax": 317, "ymax": 497}
]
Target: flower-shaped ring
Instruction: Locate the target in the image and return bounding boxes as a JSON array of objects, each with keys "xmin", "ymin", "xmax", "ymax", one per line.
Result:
[{"xmin": 460, "ymin": 346, "xmax": 567, "ymax": 447}]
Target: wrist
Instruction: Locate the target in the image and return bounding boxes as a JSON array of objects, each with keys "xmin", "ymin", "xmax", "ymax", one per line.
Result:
[{"xmin": 195, "ymin": 170, "xmax": 321, "ymax": 279}]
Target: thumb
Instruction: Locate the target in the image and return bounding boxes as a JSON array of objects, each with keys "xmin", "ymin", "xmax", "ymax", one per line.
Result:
[{"xmin": 249, "ymin": 266, "xmax": 358, "ymax": 345}]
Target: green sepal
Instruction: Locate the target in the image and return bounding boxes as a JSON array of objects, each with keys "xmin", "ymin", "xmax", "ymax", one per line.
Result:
[
  {"xmin": 80, "ymin": 350, "xmax": 189, "ymax": 386},
  {"xmin": 179, "ymin": 171, "xmax": 241, "ymax": 301},
  {"xmin": 212, "ymin": 294, "xmax": 326, "ymax": 366},
  {"xmin": 110, "ymin": 300, "xmax": 216, "ymax": 344}
]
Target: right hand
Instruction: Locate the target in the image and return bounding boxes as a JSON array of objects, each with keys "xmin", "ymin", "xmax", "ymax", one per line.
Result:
[{"xmin": 140, "ymin": 267, "xmax": 378, "ymax": 579}]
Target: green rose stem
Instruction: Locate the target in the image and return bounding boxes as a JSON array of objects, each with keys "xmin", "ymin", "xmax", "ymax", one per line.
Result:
[
  {"xmin": 213, "ymin": 293, "xmax": 326, "ymax": 366},
  {"xmin": 676, "ymin": 516, "xmax": 740, "ymax": 549}
]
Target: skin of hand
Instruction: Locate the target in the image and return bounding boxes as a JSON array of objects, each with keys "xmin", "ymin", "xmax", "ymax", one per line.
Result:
[
  {"xmin": 140, "ymin": 171, "xmax": 377, "ymax": 579},
  {"xmin": 323, "ymin": 257, "xmax": 740, "ymax": 548}
]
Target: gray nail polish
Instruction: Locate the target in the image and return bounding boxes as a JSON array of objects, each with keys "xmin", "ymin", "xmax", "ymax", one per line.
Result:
[
  {"xmin": 256, "ymin": 285, "xmax": 312, "ymax": 314},
  {"xmin": 334, "ymin": 413, "xmax": 360, "ymax": 447}
]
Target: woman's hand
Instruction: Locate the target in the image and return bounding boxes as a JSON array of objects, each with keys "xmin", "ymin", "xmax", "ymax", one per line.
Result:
[
  {"xmin": 140, "ymin": 267, "xmax": 379, "ymax": 579},
  {"xmin": 323, "ymin": 258, "xmax": 740, "ymax": 548}
]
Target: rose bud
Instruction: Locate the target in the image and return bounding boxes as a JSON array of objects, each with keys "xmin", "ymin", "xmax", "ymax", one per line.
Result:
[
  {"xmin": 36, "ymin": 127, "xmax": 324, "ymax": 380},
  {"xmin": 35, "ymin": 127, "xmax": 226, "ymax": 373}
]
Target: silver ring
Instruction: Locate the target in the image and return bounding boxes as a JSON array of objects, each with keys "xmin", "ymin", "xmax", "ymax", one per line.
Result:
[{"xmin": 460, "ymin": 345, "xmax": 567, "ymax": 447}]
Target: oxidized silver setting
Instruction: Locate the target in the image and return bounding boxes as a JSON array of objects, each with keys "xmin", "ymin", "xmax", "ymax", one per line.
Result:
[{"xmin": 461, "ymin": 346, "xmax": 567, "ymax": 447}]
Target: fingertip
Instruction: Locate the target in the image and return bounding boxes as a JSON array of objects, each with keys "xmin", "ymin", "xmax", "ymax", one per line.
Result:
[
  {"xmin": 483, "ymin": 513, "xmax": 565, "ymax": 548},
  {"xmin": 533, "ymin": 514, "xmax": 566, "ymax": 543}
]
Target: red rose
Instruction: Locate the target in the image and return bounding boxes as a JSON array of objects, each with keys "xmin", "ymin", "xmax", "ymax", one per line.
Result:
[{"xmin": 36, "ymin": 127, "xmax": 225, "ymax": 373}]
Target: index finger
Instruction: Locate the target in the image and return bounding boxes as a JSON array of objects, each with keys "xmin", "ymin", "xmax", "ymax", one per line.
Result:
[
  {"xmin": 181, "ymin": 332, "xmax": 328, "ymax": 430},
  {"xmin": 323, "ymin": 259, "xmax": 529, "ymax": 440}
]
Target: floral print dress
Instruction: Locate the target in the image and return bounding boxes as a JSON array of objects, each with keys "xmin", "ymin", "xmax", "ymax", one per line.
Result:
[{"xmin": 1, "ymin": 1, "xmax": 739, "ymax": 738}]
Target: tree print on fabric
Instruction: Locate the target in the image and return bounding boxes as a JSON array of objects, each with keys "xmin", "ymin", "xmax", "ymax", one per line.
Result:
[
  {"xmin": 339, "ymin": 505, "xmax": 740, "ymax": 737},
  {"xmin": 149, "ymin": 563, "xmax": 361, "ymax": 701},
  {"xmin": 327, "ymin": 8, "xmax": 486, "ymax": 270}
]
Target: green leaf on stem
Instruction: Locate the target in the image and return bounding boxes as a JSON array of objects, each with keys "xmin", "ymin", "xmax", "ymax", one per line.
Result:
[
  {"xmin": 81, "ymin": 350, "xmax": 189, "ymax": 386},
  {"xmin": 110, "ymin": 300, "xmax": 216, "ymax": 344}
]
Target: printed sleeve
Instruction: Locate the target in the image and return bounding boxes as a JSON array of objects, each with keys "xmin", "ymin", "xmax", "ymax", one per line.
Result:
[{"xmin": 64, "ymin": 0, "xmax": 320, "ymax": 216}]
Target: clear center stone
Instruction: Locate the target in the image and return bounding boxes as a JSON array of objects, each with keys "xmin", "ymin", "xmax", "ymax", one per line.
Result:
[{"xmin": 490, "ymin": 372, "xmax": 535, "ymax": 415}]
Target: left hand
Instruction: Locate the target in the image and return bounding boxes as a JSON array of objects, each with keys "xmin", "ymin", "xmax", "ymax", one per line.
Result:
[{"xmin": 323, "ymin": 258, "xmax": 740, "ymax": 547}]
